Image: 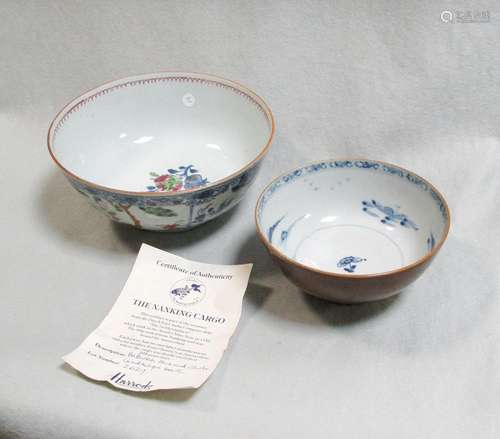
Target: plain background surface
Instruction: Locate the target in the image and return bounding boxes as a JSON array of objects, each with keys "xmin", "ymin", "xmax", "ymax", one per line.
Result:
[{"xmin": 1, "ymin": 1, "xmax": 499, "ymax": 438}]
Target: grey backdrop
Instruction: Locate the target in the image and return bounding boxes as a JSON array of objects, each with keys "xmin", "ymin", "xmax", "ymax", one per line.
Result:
[{"xmin": 1, "ymin": 1, "xmax": 499, "ymax": 438}]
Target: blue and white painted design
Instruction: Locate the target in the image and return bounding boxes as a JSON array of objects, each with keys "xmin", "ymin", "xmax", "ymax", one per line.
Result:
[
  {"xmin": 268, "ymin": 214, "xmax": 308, "ymax": 245},
  {"xmin": 146, "ymin": 165, "xmax": 209, "ymax": 192},
  {"xmin": 280, "ymin": 214, "xmax": 307, "ymax": 244},
  {"xmin": 192, "ymin": 197, "xmax": 234, "ymax": 225},
  {"xmin": 268, "ymin": 216, "xmax": 285, "ymax": 243},
  {"xmin": 427, "ymin": 232, "xmax": 436, "ymax": 251},
  {"xmin": 257, "ymin": 160, "xmax": 448, "ymax": 224},
  {"xmin": 362, "ymin": 200, "xmax": 418, "ymax": 230},
  {"xmin": 69, "ymin": 162, "xmax": 259, "ymax": 231},
  {"xmin": 337, "ymin": 256, "xmax": 367, "ymax": 273}
]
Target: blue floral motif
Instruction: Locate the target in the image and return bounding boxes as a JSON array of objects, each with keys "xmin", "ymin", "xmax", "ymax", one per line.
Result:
[
  {"xmin": 69, "ymin": 162, "xmax": 259, "ymax": 230},
  {"xmin": 330, "ymin": 160, "xmax": 353, "ymax": 168},
  {"xmin": 307, "ymin": 162, "xmax": 328, "ymax": 172},
  {"xmin": 268, "ymin": 216, "xmax": 285, "ymax": 243},
  {"xmin": 192, "ymin": 197, "xmax": 234, "ymax": 225},
  {"xmin": 337, "ymin": 256, "xmax": 367, "ymax": 273},
  {"xmin": 268, "ymin": 214, "xmax": 308, "ymax": 245},
  {"xmin": 257, "ymin": 160, "xmax": 448, "ymax": 228},
  {"xmin": 147, "ymin": 165, "xmax": 208, "ymax": 192},
  {"xmin": 427, "ymin": 232, "xmax": 436, "ymax": 251},
  {"xmin": 355, "ymin": 160, "xmax": 379, "ymax": 169},
  {"xmin": 280, "ymin": 214, "xmax": 307, "ymax": 243},
  {"xmin": 430, "ymin": 188, "xmax": 447, "ymax": 219},
  {"xmin": 381, "ymin": 165, "xmax": 404, "ymax": 178},
  {"xmin": 406, "ymin": 173, "xmax": 428, "ymax": 191},
  {"xmin": 362, "ymin": 199, "xmax": 419, "ymax": 230}
]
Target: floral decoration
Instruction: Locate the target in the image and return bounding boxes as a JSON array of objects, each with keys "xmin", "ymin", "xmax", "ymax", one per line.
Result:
[{"xmin": 147, "ymin": 165, "xmax": 208, "ymax": 192}]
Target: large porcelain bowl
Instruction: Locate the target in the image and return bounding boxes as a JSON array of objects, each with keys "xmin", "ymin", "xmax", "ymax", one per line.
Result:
[
  {"xmin": 256, "ymin": 159, "xmax": 451, "ymax": 303},
  {"xmin": 48, "ymin": 72, "xmax": 274, "ymax": 231}
]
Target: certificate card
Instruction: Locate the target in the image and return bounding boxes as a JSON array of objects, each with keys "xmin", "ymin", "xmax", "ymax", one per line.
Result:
[{"xmin": 63, "ymin": 243, "xmax": 252, "ymax": 391}]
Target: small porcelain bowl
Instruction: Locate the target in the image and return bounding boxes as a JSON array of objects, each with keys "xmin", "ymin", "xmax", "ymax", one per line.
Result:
[
  {"xmin": 48, "ymin": 72, "xmax": 274, "ymax": 231},
  {"xmin": 255, "ymin": 159, "xmax": 450, "ymax": 303}
]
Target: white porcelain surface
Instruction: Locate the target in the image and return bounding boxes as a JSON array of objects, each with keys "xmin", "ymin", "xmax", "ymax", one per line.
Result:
[
  {"xmin": 51, "ymin": 73, "xmax": 271, "ymax": 192},
  {"xmin": 257, "ymin": 160, "xmax": 449, "ymax": 275},
  {"xmin": 48, "ymin": 73, "xmax": 274, "ymax": 231}
]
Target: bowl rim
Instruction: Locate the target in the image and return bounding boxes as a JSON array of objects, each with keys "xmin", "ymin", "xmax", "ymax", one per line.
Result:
[
  {"xmin": 254, "ymin": 158, "xmax": 451, "ymax": 279},
  {"xmin": 47, "ymin": 71, "xmax": 275, "ymax": 197}
]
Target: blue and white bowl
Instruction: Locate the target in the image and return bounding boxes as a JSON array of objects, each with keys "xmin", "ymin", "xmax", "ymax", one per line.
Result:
[
  {"xmin": 256, "ymin": 159, "xmax": 451, "ymax": 303},
  {"xmin": 48, "ymin": 72, "xmax": 275, "ymax": 231}
]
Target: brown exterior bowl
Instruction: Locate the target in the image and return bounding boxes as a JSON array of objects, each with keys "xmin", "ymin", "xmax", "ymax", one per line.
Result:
[
  {"xmin": 270, "ymin": 249, "xmax": 433, "ymax": 303},
  {"xmin": 255, "ymin": 159, "xmax": 451, "ymax": 304}
]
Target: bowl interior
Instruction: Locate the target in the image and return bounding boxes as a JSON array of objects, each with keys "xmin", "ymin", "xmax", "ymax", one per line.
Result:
[
  {"xmin": 257, "ymin": 161, "xmax": 449, "ymax": 276},
  {"xmin": 50, "ymin": 73, "xmax": 272, "ymax": 193}
]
